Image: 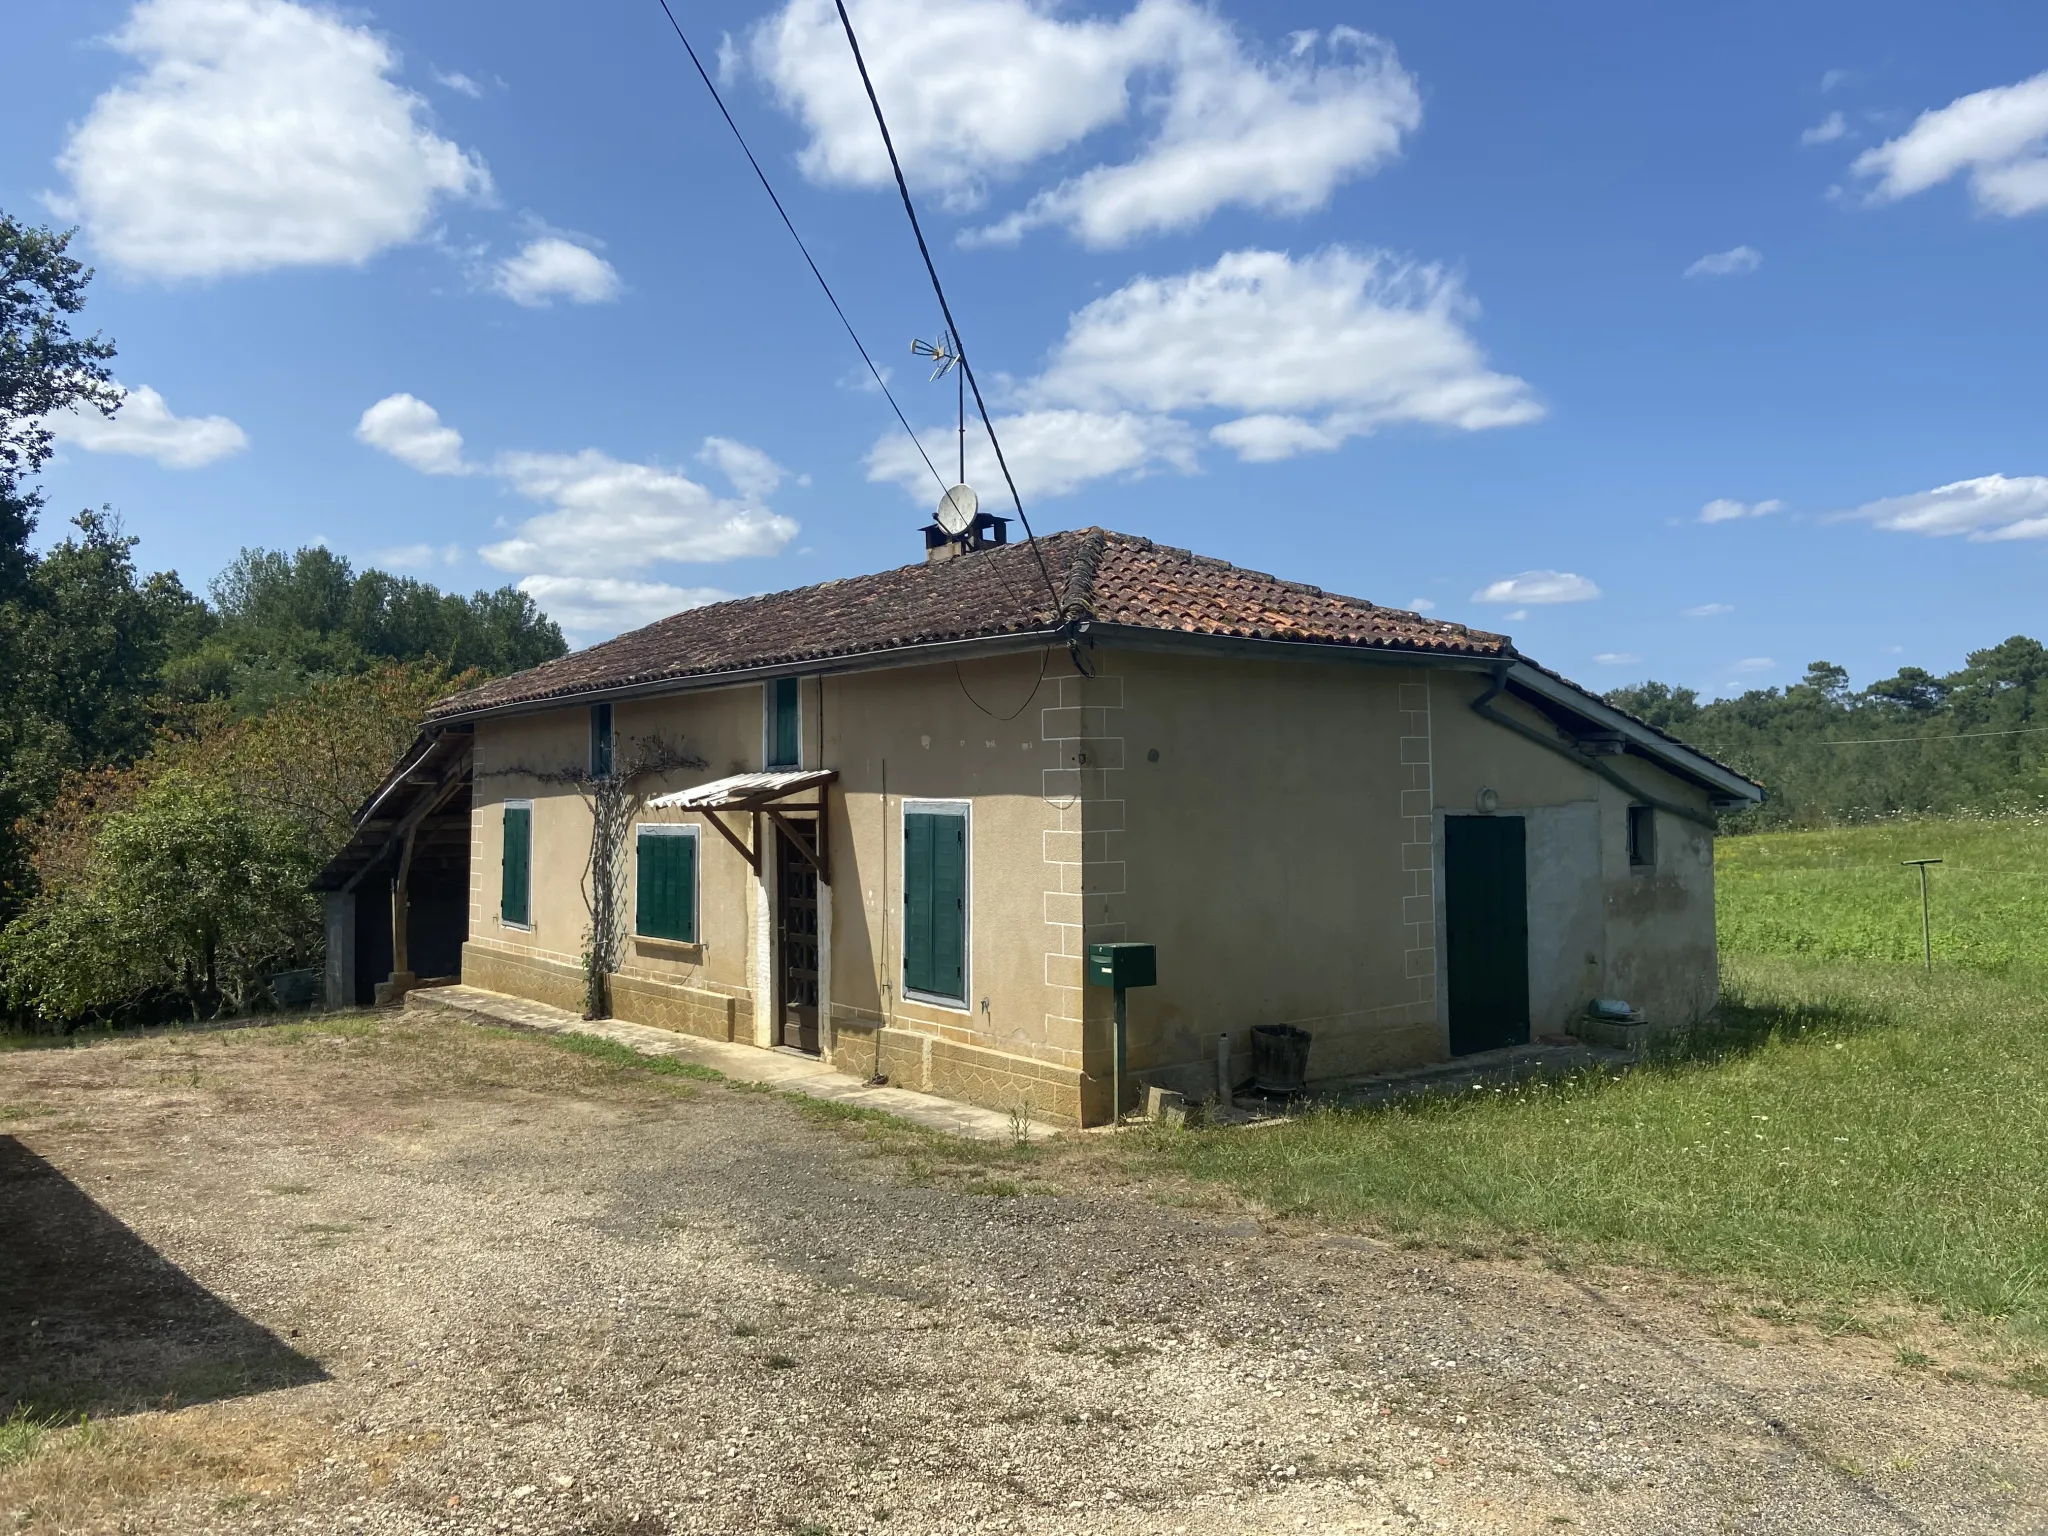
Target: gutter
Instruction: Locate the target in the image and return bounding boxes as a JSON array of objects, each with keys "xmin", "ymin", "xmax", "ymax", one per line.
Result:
[{"xmin": 1469, "ymin": 666, "xmax": 1725, "ymax": 831}]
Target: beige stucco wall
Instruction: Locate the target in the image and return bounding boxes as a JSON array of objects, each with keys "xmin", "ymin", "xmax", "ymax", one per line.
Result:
[{"xmin": 455, "ymin": 644, "xmax": 1724, "ymax": 1127}]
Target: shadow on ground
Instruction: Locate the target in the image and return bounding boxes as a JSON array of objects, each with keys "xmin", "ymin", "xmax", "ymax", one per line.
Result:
[{"xmin": 0, "ymin": 1135, "xmax": 325, "ymax": 1418}]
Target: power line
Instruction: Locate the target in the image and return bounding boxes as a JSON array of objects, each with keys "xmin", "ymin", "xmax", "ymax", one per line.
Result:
[
  {"xmin": 650, "ymin": 0, "xmax": 947, "ymax": 501},
  {"xmin": 828, "ymin": 0, "xmax": 1067, "ymax": 631}
]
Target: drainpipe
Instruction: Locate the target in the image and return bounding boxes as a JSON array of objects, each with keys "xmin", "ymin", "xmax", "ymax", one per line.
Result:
[{"xmin": 1469, "ymin": 666, "xmax": 1718, "ymax": 832}]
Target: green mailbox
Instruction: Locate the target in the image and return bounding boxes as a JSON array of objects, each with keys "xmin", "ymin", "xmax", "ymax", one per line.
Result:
[
  {"xmin": 1087, "ymin": 942, "xmax": 1156, "ymax": 990},
  {"xmin": 1086, "ymin": 942, "xmax": 1156, "ymax": 1126}
]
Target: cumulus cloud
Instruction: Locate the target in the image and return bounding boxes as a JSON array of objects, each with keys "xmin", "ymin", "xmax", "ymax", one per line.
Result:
[
  {"xmin": 1852, "ymin": 70, "xmax": 2048, "ymax": 215},
  {"xmin": 434, "ymin": 68, "xmax": 483, "ymax": 98},
  {"xmin": 869, "ymin": 409, "xmax": 1199, "ymax": 504},
  {"xmin": 867, "ymin": 246, "xmax": 1538, "ymax": 502},
  {"xmin": 1685, "ymin": 602, "xmax": 1735, "ymax": 618},
  {"xmin": 1699, "ymin": 496, "xmax": 1781, "ymax": 523},
  {"xmin": 355, "ymin": 395, "xmax": 794, "ymax": 635},
  {"xmin": 1405, "ymin": 596, "xmax": 1435, "ymax": 612},
  {"xmin": 356, "ymin": 393, "xmax": 472, "ymax": 475},
  {"xmin": 483, "ymin": 451, "xmax": 797, "ymax": 575},
  {"xmin": 1801, "ymin": 111, "xmax": 1848, "ymax": 146},
  {"xmin": 491, "ymin": 236, "xmax": 622, "ymax": 307},
  {"xmin": 1842, "ymin": 473, "xmax": 2048, "ymax": 541},
  {"xmin": 514, "ymin": 575, "xmax": 733, "ymax": 638},
  {"xmin": 699, "ymin": 436, "xmax": 789, "ymax": 499},
  {"xmin": 1592, "ymin": 652, "xmax": 1641, "ymax": 666},
  {"xmin": 1471, "ymin": 571, "xmax": 1600, "ymax": 605},
  {"xmin": 55, "ymin": 0, "xmax": 491, "ymax": 279},
  {"xmin": 373, "ymin": 542, "xmax": 462, "ymax": 569},
  {"xmin": 1684, "ymin": 245, "xmax": 1762, "ymax": 279},
  {"xmin": 753, "ymin": 0, "xmax": 1419, "ymax": 246},
  {"xmin": 46, "ymin": 382, "xmax": 247, "ymax": 468}
]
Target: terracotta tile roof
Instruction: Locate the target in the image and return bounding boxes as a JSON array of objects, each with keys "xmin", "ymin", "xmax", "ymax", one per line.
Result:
[{"xmin": 426, "ymin": 528, "xmax": 1511, "ymax": 720}]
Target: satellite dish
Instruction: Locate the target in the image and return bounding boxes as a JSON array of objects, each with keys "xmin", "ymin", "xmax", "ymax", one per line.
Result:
[{"xmin": 936, "ymin": 483, "xmax": 978, "ymax": 536}]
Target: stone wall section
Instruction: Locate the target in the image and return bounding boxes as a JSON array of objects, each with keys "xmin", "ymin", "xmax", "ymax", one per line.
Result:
[
  {"xmin": 1039, "ymin": 670, "xmax": 1125, "ymax": 1074},
  {"xmin": 1398, "ymin": 679, "xmax": 1438, "ymax": 1020}
]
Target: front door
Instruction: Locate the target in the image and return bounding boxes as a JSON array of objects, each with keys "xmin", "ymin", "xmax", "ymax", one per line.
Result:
[
  {"xmin": 1443, "ymin": 814, "xmax": 1530, "ymax": 1056},
  {"xmin": 776, "ymin": 820, "xmax": 821, "ymax": 1053}
]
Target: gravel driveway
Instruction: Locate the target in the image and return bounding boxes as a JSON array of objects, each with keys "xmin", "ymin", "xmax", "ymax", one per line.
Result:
[{"xmin": 2, "ymin": 1015, "xmax": 2043, "ymax": 1535}]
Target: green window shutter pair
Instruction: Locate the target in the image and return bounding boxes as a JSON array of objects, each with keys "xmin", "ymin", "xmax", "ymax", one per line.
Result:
[
  {"xmin": 501, "ymin": 804, "xmax": 532, "ymax": 926},
  {"xmin": 636, "ymin": 829, "xmax": 697, "ymax": 942},
  {"xmin": 768, "ymin": 677, "xmax": 800, "ymax": 767},
  {"xmin": 903, "ymin": 810, "xmax": 966, "ymax": 1001}
]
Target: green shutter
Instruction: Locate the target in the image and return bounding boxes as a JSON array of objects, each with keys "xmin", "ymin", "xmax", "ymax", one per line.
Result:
[
  {"xmin": 769, "ymin": 678, "xmax": 800, "ymax": 767},
  {"xmin": 636, "ymin": 830, "xmax": 696, "ymax": 942},
  {"xmin": 903, "ymin": 810, "xmax": 964, "ymax": 1001},
  {"xmin": 501, "ymin": 804, "xmax": 532, "ymax": 926}
]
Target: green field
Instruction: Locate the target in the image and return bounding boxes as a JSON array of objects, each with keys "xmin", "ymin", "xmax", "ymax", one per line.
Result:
[
  {"xmin": 1716, "ymin": 814, "xmax": 2048, "ymax": 970},
  {"xmin": 1126, "ymin": 816, "xmax": 2048, "ymax": 1366}
]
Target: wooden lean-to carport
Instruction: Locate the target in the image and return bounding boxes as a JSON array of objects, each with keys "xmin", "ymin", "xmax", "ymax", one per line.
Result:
[{"xmin": 310, "ymin": 726, "xmax": 474, "ymax": 1008}]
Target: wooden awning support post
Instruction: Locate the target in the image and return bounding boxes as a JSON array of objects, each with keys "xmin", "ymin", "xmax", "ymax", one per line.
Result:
[{"xmin": 698, "ymin": 807, "xmax": 759, "ymax": 872}]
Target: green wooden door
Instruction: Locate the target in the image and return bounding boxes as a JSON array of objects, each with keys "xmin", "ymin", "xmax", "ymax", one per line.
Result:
[
  {"xmin": 903, "ymin": 810, "xmax": 966, "ymax": 1001},
  {"xmin": 1444, "ymin": 814, "xmax": 1529, "ymax": 1055}
]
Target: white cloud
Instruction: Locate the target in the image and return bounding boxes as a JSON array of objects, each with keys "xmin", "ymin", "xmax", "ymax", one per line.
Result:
[
  {"xmin": 491, "ymin": 237, "xmax": 621, "ymax": 307},
  {"xmin": 1592, "ymin": 652, "xmax": 1642, "ymax": 666},
  {"xmin": 1472, "ymin": 571, "xmax": 1600, "ymax": 605},
  {"xmin": 1843, "ymin": 473, "xmax": 2048, "ymax": 541},
  {"xmin": 1733, "ymin": 657, "xmax": 1775, "ymax": 673},
  {"xmin": 1852, "ymin": 70, "xmax": 2048, "ymax": 215},
  {"xmin": 869, "ymin": 409, "xmax": 1199, "ymax": 503},
  {"xmin": 434, "ymin": 68, "xmax": 482, "ymax": 98},
  {"xmin": 515, "ymin": 575, "xmax": 733, "ymax": 639},
  {"xmin": 1684, "ymin": 602, "xmax": 1735, "ymax": 618},
  {"xmin": 46, "ymin": 382, "xmax": 247, "ymax": 468},
  {"xmin": 1684, "ymin": 245, "xmax": 1762, "ymax": 279},
  {"xmin": 1821, "ymin": 69, "xmax": 1850, "ymax": 94},
  {"xmin": 484, "ymin": 450, "xmax": 797, "ymax": 576},
  {"xmin": 1405, "ymin": 596, "xmax": 1435, "ymax": 612},
  {"xmin": 753, "ymin": 0, "xmax": 1419, "ymax": 246},
  {"xmin": 1033, "ymin": 248, "xmax": 1542, "ymax": 444},
  {"xmin": 699, "ymin": 436, "xmax": 789, "ymax": 500},
  {"xmin": 1699, "ymin": 496, "xmax": 1781, "ymax": 523},
  {"xmin": 56, "ymin": 0, "xmax": 491, "ymax": 279},
  {"xmin": 356, "ymin": 393, "xmax": 472, "ymax": 475},
  {"xmin": 1503, "ymin": 609, "xmax": 1528, "ymax": 622},
  {"xmin": 1801, "ymin": 111, "xmax": 1848, "ymax": 146},
  {"xmin": 373, "ymin": 542, "xmax": 462, "ymax": 569}
]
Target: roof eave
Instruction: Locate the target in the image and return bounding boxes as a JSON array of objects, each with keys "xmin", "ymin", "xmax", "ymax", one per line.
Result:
[{"xmin": 1503, "ymin": 660, "xmax": 1764, "ymax": 803}]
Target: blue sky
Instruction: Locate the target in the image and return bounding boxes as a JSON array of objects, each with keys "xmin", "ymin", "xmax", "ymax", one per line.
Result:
[{"xmin": 5, "ymin": 0, "xmax": 2046, "ymax": 697}]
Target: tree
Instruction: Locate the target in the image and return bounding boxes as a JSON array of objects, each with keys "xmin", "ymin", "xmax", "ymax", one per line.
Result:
[{"xmin": 1, "ymin": 216, "xmax": 120, "ymax": 595}]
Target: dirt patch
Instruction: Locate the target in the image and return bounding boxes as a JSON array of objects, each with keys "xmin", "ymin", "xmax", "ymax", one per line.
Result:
[{"xmin": 2, "ymin": 1016, "xmax": 2044, "ymax": 1534}]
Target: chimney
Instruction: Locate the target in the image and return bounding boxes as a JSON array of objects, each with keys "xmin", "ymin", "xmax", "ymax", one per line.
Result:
[{"xmin": 923, "ymin": 513, "xmax": 1010, "ymax": 564}]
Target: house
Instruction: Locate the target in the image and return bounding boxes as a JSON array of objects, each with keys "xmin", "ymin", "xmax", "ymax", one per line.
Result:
[{"xmin": 322, "ymin": 524, "xmax": 1761, "ymax": 1126}]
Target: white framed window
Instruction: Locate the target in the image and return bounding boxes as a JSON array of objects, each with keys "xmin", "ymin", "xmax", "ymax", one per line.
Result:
[
  {"xmin": 635, "ymin": 823, "xmax": 699, "ymax": 943},
  {"xmin": 900, "ymin": 798, "xmax": 969, "ymax": 1009},
  {"xmin": 500, "ymin": 799, "xmax": 534, "ymax": 930}
]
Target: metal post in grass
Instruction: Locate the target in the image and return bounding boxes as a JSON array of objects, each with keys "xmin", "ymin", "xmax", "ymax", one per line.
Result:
[{"xmin": 1902, "ymin": 858, "xmax": 1942, "ymax": 972}]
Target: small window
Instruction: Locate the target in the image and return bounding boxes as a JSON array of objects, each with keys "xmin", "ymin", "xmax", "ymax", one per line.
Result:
[
  {"xmin": 635, "ymin": 825, "xmax": 697, "ymax": 942},
  {"xmin": 1627, "ymin": 804, "xmax": 1657, "ymax": 869},
  {"xmin": 766, "ymin": 677, "xmax": 800, "ymax": 768},
  {"xmin": 902, "ymin": 803, "xmax": 967, "ymax": 1004},
  {"xmin": 590, "ymin": 702, "xmax": 614, "ymax": 777},
  {"xmin": 501, "ymin": 801, "xmax": 533, "ymax": 926}
]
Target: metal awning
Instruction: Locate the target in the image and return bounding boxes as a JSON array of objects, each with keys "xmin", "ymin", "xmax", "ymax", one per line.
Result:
[
  {"xmin": 648, "ymin": 768, "xmax": 837, "ymax": 811},
  {"xmin": 648, "ymin": 769, "xmax": 837, "ymax": 882}
]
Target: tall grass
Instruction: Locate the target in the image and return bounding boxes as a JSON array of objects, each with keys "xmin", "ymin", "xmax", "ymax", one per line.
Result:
[{"xmin": 1717, "ymin": 812, "xmax": 2048, "ymax": 970}]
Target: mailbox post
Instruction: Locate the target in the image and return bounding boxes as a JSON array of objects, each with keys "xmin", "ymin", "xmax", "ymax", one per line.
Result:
[{"xmin": 1086, "ymin": 942, "xmax": 1156, "ymax": 1126}]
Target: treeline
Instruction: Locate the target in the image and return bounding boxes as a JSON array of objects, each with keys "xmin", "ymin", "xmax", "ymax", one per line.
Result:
[
  {"xmin": 0, "ymin": 212, "xmax": 566, "ymax": 1027},
  {"xmin": 1607, "ymin": 637, "xmax": 2048, "ymax": 829}
]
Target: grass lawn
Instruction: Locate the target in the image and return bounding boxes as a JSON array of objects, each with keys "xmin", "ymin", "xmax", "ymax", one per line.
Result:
[{"xmin": 1124, "ymin": 816, "xmax": 2048, "ymax": 1366}]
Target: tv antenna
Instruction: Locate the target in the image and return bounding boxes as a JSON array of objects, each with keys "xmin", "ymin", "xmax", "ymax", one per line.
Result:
[{"xmin": 912, "ymin": 327, "xmax": 965, "ymax": 485}]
